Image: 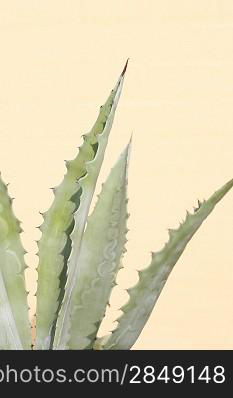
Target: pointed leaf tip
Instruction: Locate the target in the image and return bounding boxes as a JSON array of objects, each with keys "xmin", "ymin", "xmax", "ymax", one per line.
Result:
[
  {"xmin": 211, "ymin": 177, "xmax": 233, "ymax": 204},
  {"xmin": 118, "ymin": 139, "xmax": 132, "ymax": 181},
  {"xmin": 125, "ymin": 136, "xmax": 132, "ymax": 158},
  {"xmin": 121, "ymin": 59, "xmax": 129, "ymax": 77}
]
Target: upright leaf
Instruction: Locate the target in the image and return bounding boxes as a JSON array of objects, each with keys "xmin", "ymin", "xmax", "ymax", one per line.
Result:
[
  {"xmin": 0, "ymin": 176, "xmax": 31, "ymax": 349},
  {"xmin": 57, "ymin": 142, "xmax": 130, "ymax": 349},
  {"xmin": 36, "ymin": 62, "xmax": 127, "ymax": 349},
  {"xmin": 52, "ymin": 80, "xmax": 128, "ymax": 349},
  {"xmin": 96, "ymin": 178, "xmax": 233, "ymax": 350}
]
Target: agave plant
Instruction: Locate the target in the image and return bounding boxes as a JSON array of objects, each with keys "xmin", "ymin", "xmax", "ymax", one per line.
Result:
[{"xmin": 0, "ymin": 62, "xmax": 232, "ymax": 350}]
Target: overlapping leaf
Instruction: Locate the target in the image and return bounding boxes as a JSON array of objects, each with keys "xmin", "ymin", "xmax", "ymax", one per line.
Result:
[
  {"xmin": 56, "ymin": 142, "xmax": 131, "ymax": 349},
  {"xmin": 95, "ymin": 178, "xmax": 233, "ymax": 350},
  {"xmin": 36, "ymin": 63, "xmax": 127, "ymax": 349}
]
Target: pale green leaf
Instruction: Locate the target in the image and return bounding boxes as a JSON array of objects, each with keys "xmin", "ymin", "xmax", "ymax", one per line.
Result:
[
  {"xmin": 52, "ymin": 74, "xmax": 128, "ymax": 349},
  {"xmin": 96, "ymin": 178, "xmax": 233, "ymax": 350},
  {"xmin": 0, "ymin": 177, "xmax": 31, "ymax": 349},
  {"xmin": 36, "ymin": 63, "xmax": 127, "ymax": 349},
  {"xmin": 65, "ymin": 141, "xmax": 130, "ymax": 349}
]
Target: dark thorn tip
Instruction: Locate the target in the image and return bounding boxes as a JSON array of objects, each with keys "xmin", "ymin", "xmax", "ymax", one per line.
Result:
[{"xmin": 121, "ymin": 58, "xmax": 129, "ymax": 77}]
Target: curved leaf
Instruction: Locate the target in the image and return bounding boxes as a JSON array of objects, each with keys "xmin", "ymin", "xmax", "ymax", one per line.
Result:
[{"xmin": 96, "ymin": 178, "xmax": 233, "ymax": 350}]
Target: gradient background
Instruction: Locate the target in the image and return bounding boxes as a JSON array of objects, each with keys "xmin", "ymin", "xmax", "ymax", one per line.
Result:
[{"xmin": 0, "ymin": 1, "xmax": 232, "ymax": 349}]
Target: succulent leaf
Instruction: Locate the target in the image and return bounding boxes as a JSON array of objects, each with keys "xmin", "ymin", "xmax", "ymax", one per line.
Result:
[
  {"xmin": 52, "ymin": 84, "xmax": 128, "ymax": 349},
  {"xmin": 36, "ymin": 64, "xmax": 127, "ymax": 349},
  {"xmin": 0, "ymin": 176, "xmax": 31, "ymax": 349},
  {"xmin": 61, "ymin": 141, "xmax": 131, "ymax": 350},
  {"xmin": 96, "ymin": 178, "xmax": 233, "ymax": 350}
]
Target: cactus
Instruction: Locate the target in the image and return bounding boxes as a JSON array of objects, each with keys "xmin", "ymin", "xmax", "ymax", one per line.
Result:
[{"xmin": 0, "ymin": 63, "xmax": 232, "ymax": 350}]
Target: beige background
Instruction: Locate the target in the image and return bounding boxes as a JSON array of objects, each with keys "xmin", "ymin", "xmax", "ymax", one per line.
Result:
[{"xmin": 0, "ymin": 1, "xmax": 232, "ymax": 349}]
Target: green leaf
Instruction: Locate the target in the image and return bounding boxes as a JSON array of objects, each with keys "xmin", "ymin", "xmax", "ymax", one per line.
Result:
[
  {"xmin": 52, "ymin": 113, "xmax": 129, "ymax": 349},
  {"xmin": 96, "ymin": 178, "xmax": 233, "ymax": 350},
  {"xmin": 62, "ymin": 141, "xmax": 131, "ymax": 350},
  {"xmin": 0, "ymin": 176, "xmax": 31, "ymax": 349},
  {"xmin": 36, "ymin": 62, "xmax": 128, "ymax": 349}
]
